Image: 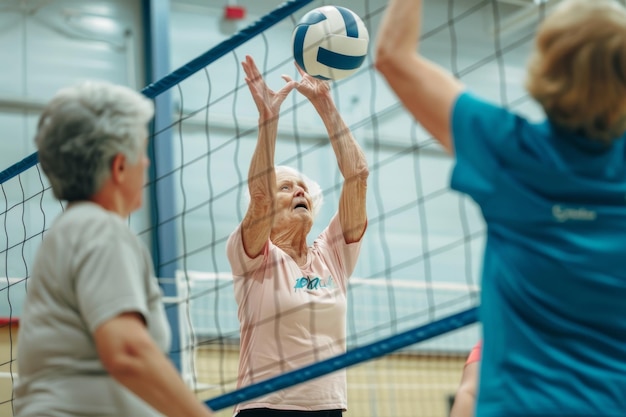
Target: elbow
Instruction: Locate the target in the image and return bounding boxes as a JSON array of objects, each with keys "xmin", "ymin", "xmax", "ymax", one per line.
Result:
[
  {"xmin": 357, "ymin": 164, "xmax": 370, "ymax": 183},
  {"xmin": 249, "ymin": 190, "xmax": 275, "ymax": 213},
  {"xmin": 100, "ymin": 338, "xmax": 153, "ymax": 380},
  {"xmin": 375, "ymin": 43, "xmax": 420, "ymax": 81},
  {"xmin": 350, "ymin": 164, "xmax": 369, "ymax": 192},
  {"xmin": 374, "ymin": 44, "xmax": 396, "ymax": 77},
  {"xmin": 347, "ymin": 158, "xmax": 369, "ymax": 184},
  {"xmin": 103, "ymin": 359, "xmax": 139, "ymax": 381},
  {"xmin": 373, "ymin": 51, "xmax": 386, "ymax": 75}
]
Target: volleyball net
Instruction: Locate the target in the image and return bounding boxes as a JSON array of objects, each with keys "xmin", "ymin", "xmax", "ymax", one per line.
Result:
[{"xmin": 1, "ymin": 0, "xmax": 554, "ymax": 415}]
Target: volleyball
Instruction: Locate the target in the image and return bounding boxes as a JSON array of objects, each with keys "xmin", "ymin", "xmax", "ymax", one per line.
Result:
[{"xmin": 292, "ymin": 6, "xmax": 369, "ymax": 81}]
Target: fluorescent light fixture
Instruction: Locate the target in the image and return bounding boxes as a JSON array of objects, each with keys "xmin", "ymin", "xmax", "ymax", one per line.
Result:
[
  {"xmin": 62, "ymin": 8, "xmax": 125, "ymax": 36},
  {"xmin": 75, "ymin": 15, "xmax": 120, "ymax": 35},
  {"xmin": 66, "ymin": 13, "xmax": 123, "ymax": 36}
]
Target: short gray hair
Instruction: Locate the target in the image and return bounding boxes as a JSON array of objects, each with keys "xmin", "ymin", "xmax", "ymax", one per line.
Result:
[
  {"xmin": 35, "ymin": 80, "xmax": 154, "ymax": 201},
  {"xmin": 275, "ymin": 165, "xmax": 324, "ymax": 219}
]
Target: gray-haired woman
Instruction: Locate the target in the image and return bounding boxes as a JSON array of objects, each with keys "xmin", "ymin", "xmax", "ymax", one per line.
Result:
[
  {"xmin": 15, "ymin": 81, "xmax": 214, "ymax": 417},
  {"xmin": 227, "ymin": 55, "xmax": 369, "ymax": 417}
]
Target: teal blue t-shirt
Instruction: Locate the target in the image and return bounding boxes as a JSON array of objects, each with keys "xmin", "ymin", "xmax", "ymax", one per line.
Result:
[{"xmin": 451, "ymin": 92, "xmax": 626, "ymax": 417}]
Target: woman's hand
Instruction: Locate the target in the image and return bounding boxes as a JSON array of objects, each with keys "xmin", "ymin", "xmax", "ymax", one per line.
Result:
[
  {"xmin": 242, "ymin": 55, "xmax": 296, "ymax": 121},
  {"xmin": 284, "ymin": 63, "xmax": 332, "ymax": 106}
]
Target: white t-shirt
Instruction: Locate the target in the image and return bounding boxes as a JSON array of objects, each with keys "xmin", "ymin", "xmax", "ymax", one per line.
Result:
[
  {"xmin": 226, "ymin": 214, "xmax": 362, "ymax": 414},
  {"xmin": 15, "ymin": 202, "xmax": 170, "ymax": 417}
]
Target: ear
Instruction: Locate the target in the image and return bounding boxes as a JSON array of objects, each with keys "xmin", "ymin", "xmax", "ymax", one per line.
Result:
[{"xmin": 110, "ymin": 153, "xmax": 126, "ymax": 184}]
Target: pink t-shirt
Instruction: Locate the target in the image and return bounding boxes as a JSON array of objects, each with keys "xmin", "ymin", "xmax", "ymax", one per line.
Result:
[{"xmin": 226, "ymin": 214, "xmax": 362, "ymax": 413}]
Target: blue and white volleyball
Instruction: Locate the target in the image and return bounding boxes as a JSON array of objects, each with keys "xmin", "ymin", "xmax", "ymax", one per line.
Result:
[{"xmin": 292, "ymin": 6, "xmax": 369, "ymax": 81}]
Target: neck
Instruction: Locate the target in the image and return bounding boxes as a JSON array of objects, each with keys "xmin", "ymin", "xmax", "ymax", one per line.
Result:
[
  {"xmin": 90, "ymin": 182, "xmax": 129, "ymax": 218},
  {"xmin": 272, "ymin": 226, "xmax": 309, "ymax": 265}
]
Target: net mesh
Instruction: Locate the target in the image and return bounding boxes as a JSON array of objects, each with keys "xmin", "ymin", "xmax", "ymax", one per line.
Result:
[{"xmin": 1, "ymin": 0, "xmax": 558, "ymax": 415}]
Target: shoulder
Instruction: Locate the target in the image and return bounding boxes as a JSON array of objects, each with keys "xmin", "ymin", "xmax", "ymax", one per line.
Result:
[
  {"xmin": 227, "ymin": 223, "xmax": 274, "ymax": 276},
  {"xmin": 53, "ymin": 203, "xmax": 139, "ymax": 252},
  {"xmin": 57, "ymin": 202, "xmax": 126, "ymax": 231},
  {"xmin": 452, "ymin": 92, "xmax": 534, "ymax": 148},
  {"xmin": 315, "ymin": 214, "xmax": 348, "ymax": 247},
  {"xmin": 453, "ymin": 92, "xmax": 569, "ymax": 166},
  {"xmin": 227, "ymin": 224, "xmax": 268, "ymax": 259},
  {"xmin": 313, "ymin": 213, "xmax": 363, "ymax": 275}
]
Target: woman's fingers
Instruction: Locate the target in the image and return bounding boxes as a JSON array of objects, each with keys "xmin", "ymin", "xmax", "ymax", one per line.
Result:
[{"xmin": 294, "ymin": 62, "xmax": 306, "ymax": 77}]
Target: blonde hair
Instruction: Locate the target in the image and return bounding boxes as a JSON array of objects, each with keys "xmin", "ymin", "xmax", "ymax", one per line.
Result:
[{"xmin": 526, "ymin": 0, "xmax": 626, "ymax": 143}]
